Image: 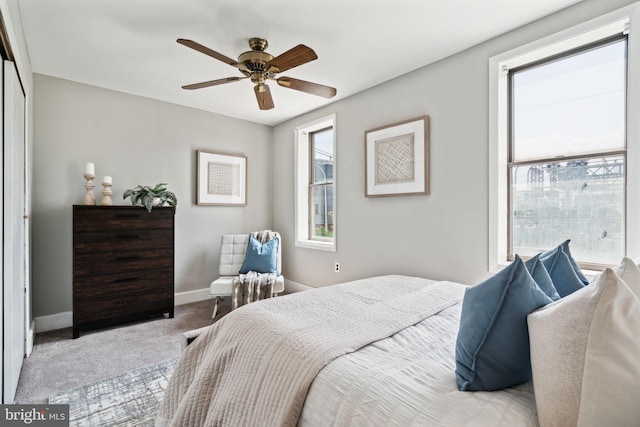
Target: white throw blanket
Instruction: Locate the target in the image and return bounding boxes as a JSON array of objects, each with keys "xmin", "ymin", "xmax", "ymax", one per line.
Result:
[
  {"xmin": 231, "ymin": 230, "xmax": 280, "ymax": 310},
  {"xmin": 232, "ymin": 271, "xmax": 276, "ymax": 310},
  {"xmin": 156, "ymin": 275, "xmax": 466, "ymax": 427}
]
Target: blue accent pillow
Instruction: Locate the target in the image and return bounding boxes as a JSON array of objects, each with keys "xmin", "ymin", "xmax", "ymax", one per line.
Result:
[
  {"xmin": 238, "ymin": 236, "xmax": 279, "ymax": 275},
  {"xmin": 540, "ymin": 240, "xmax": 588, "ymax": 285},
  {"xmin": 525, "ymin": 254, "xmax": 560, "ymax": 301},
  {"xmin": 455, "ymin": 255, "xmax": 553, "ymax": 391},
  {"xmin": 540, "ymin": 245, "xmax": 585, "ymax": 297}
]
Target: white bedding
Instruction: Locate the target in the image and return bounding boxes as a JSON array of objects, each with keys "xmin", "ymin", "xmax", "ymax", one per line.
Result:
[
  {"xmin": 158, "ymin": 275, "xmax": 466, "ymax": 426},
  {"xmin": 158, "ymin": 275, "xmax": 539, "ymax": 426},
  {"xmin": 299, "ymin": 302, "xmax": 539, "ymax": 427}
]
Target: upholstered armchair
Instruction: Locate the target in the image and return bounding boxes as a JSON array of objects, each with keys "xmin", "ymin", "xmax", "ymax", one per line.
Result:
[{"xmin": 209, "ymin": 233, "xmax": 284, "ymax": 318}]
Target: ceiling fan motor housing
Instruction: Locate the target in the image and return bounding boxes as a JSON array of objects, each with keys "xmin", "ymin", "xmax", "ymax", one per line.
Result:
[
  {"xmin": 238, "ymin": 50, "xmax": 273, "ymax": 70},
  {"xmin": 239, "ymin": 38, "xmax": 275, "ymax": 85},
  {"xmin": 239, "ymin": 38, "xmax": 274, "ymax": 68}
]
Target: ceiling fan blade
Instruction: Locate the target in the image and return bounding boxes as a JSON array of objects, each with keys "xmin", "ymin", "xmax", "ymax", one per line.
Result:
[
  {"xmin": 267, "ymin": 45, "xmax": 317, "ymax": 73},
  {"xmin": 254, "ymin": 84, "xmax": 274, "ymax": 110},
  {"xmin": 182, "ymin": 76, "xmax": 246, "ymax": 90},
  {"xmin": 177, "ymin": 39, "xmax": 246, "ymax": 70},
  {"xmin": 277, "ymin": 77, "xmax": 337, "ymax": 98}
]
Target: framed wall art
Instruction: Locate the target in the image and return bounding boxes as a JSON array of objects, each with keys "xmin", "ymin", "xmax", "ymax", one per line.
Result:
[
  {"xmin": 197, "ymin": 150, "xmax": 247, "ymax": 206},
  {"xmin": 364, "ymin": 115, "xmax": 429, "ymax": 197}
]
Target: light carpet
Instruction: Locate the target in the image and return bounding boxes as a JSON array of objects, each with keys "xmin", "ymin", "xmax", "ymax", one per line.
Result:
[{"xmin": 49, "ymin": 357, "xmax": 178, "ymax": 427}]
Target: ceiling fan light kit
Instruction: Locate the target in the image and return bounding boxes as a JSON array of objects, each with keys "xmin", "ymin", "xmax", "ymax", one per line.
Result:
[{"xmin": 177, "ymin": 37, "xmax": 337, "ymax": 110}]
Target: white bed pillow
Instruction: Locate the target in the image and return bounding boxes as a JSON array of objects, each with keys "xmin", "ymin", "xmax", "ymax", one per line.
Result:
[
  {"xmin": 527, "ymin": 263, "xmax": 640, "ymax": 427},
  {"xmin": 527, "ymin": 273, "xmax": 597, "ymax": 426},
  {"xmin": 614, "ymin": 256, "xmax": 640, "ymax": 290},
  {"xmin": 579, "ymin": 259, "xmax": 640, "ymax": 427}
]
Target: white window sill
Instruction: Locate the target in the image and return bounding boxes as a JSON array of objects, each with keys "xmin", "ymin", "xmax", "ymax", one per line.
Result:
[
  {"xmin": 296, "ymin": 240, "xmax": 336, "ymax": 252},
  {"xmin": 491, "ymin": 261, "xmax": 602, "ymax": 283}
]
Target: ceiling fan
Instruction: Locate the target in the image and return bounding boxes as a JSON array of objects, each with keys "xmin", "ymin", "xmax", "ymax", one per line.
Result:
[{"xmin": 177, "ymin": 37, "xmax": 337, "ymax": 110}]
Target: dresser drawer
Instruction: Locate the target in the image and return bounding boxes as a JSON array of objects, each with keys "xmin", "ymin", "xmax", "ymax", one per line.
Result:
[
  {"xmin": 74, "ymin": 229, "xmax": 173, "ymax": 254},
  {"xmin": 74, "ymin": 268, "xmax": 174, "ymax": 300},
  {"xmin": 74, "ymin": 287, "xmax": 173, "ymax": 324},
  {"xmin": 73, "ymin": 206, "xmax": 174, "ymax": 232},
  {"xmin": 74, "ymin": 248, "xmax": 173, "ymax": 277}
]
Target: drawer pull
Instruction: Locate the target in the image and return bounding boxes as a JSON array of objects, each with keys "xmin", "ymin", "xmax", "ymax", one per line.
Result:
[
  {"xmin": 116, "ymin": 233, "xmax": 140, "ymax": 240},
  {"xmin": 113, "ymin": 277, "xmax": 139, "ymax": 283},
  {"xmin": 115, "ymin": 214, "xmax": 141, "ymax": 218},
  {"xmin": 115, "ymin": 255, "xmax": 142, "ymax": 261}
]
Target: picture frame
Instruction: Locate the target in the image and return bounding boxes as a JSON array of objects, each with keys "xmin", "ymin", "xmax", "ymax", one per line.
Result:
[
  {"xmin": 197, "ymin": 150, "xmax": 247, "ymax": 206},
  {"xmin": 364, "ymin": 115, "xmax": 429, "ymax": 198}
]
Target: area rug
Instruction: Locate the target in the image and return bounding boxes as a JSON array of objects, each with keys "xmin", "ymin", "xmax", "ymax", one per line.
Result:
[{"xmin": 49, "ymin": 357, "xmax": 178, "ymax": 427}]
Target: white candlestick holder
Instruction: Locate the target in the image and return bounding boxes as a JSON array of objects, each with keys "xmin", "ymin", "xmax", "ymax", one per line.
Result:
[
  {"xmin": 100, "ymin": 181, "xmax": 113, "ymax": 206},
  {"xmin": 83, "ymin": 173, "xmax": 96, "ymax": 205}
]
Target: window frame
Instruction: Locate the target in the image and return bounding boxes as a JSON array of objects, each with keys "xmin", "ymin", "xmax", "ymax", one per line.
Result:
[
  {"xmin": 506, "ymin": 34, "xmax": 628, "ymax": 270},
  {"xmin": 489, "ymin": 5, "xmax": 640, "ymax": 272},
  {"xmin": 308, "ymin": 126, "xmax": 334, "ymax": 242},
  {"xmin": 294, "ymin": 114, "xmax": 337, "ymax": 251}
]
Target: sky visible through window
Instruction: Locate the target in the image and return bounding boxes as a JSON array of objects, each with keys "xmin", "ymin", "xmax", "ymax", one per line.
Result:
[
  {"xmin": 512, "ymin": 40, "xmax": 626, "ymax": 160},
  {"xmin": 312, "ymin": 127, "xmax": 334, "ymax": 183}
]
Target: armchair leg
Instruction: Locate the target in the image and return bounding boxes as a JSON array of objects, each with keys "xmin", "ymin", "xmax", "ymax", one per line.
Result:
[{"xmin": 211, "ymin": 296, "xmax": 221, "ymax": 319}]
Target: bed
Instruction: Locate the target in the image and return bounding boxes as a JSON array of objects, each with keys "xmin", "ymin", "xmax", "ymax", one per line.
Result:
[{"xmin": 156, "ymin": 274, "xmax": 538, "ymax": 426}]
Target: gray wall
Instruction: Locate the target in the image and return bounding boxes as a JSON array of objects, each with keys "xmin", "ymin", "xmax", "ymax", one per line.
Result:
[
  {"xmin": 272, "ymin": 0, "xmax": 637, "ymax": 288},
  {"xmin": 32, "ymin": 75, "xmax": 272, "ymax": 318}
]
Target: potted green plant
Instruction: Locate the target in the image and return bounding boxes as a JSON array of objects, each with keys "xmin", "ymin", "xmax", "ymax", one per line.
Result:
[{"xmin": 123, "ymin": 183, "xmax": 177, "ymax": 212}]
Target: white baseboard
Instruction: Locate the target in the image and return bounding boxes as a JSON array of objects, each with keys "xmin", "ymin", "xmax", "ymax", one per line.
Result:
[
  {"xmin": 26, "ymin": 320, "xmax": 35, "ymax": 357},
  {"xmin": 285, "ymin": 278, "xmax": 315, "ymax": 293},
  {"xmin": 34, "ymin": 282, "xmax": 312, "ymax": 333},
  {"xmin": 35, "ymin": 311, "xmax": 73, "ymax": 333},
  {"xmin": 174, "ymin": 287, "xmax": 212, "ymax": 306}
]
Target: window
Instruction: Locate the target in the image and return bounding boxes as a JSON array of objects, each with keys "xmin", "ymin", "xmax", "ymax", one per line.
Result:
[
  {"xmin": 295, "ymin": 114, "xmax": 336, "ymax": 251},
  {"xmin": 489, "ymin": 8, "xmax": 640, "ymax": 272},
  {"xmin": 509, "ymin": 36, "xmax": 627, "ymax": 268},
  {"xmin": 310, "ymin": 128, "xmax": 334, "ymax": 241}
]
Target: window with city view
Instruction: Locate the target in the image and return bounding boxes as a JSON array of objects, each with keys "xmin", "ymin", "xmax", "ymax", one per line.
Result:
[
  {"xmin": 310, "ymin": 127, "xmax": 334, "ymax": 241},
  {"xmin": 295, "ymin": 114, "xmax": 336, "ymax": 251},
  {"xmin": 508, "ymin": 36, "xmax": 627, "ymax": 267}
]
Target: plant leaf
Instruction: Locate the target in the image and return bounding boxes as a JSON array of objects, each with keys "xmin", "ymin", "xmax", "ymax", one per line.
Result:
[
  {"xmin": 144, "ymin": 196, "xmax": 153, "ymax": 213},
  {"xmin": 152, "ymin": 183, "xmax": 167, "ymax": 193},
  {"xmin": 165, "ymin": 191, "xmax": 178, "ymax": 207}
]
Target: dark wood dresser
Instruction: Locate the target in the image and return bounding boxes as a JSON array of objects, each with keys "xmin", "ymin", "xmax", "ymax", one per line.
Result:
[{"xmin": 72, "ymin": 205, "xmax": 175, "ymax": 338}]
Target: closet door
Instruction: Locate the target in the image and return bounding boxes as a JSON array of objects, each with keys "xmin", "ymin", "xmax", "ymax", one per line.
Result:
[
  {"xmin": 3, "ymin": 60, "xmax": 25, "ymax": 404},
  {"xmin": 0, "ymin": 53, "xmax": 3, "ymax": 404}
]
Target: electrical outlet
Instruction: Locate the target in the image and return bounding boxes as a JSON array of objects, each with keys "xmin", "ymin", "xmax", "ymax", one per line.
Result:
[{"xmin": 334, "ymin": 262, "xmax": 341, "ymax": 273}]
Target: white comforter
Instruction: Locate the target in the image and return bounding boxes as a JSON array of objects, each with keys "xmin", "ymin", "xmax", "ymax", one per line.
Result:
[
  {"xmin": 299, "ymin": 302, "xmax": 539, "ymax": 427},
  {"xmin": 158, "ymin": 275, "xmax": 538, "ymax": 427}
]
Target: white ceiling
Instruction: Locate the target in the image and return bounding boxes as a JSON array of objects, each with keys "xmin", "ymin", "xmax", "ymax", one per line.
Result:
[{"xmin": 17, "ymin": 0, "xmax": 581, "ymax": 126}]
